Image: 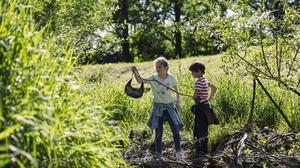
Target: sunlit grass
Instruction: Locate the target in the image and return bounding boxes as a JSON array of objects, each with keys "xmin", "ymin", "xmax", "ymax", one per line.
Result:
[{"xmin": 0, "ymin": 1, "xmax": 129, "ymax": 167}]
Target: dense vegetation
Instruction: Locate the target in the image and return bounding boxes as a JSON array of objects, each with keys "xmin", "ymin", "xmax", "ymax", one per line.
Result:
[
  {"xmin": 1, "ymin": 0, "xmax": 299, "ymax": 167},
  {"xmin": 25, "ymin": 0, "xmax": 300, "ymax": 65},
  {"xmin": 0, "ymin": 1, "xmax": 126, "ymax": 167}
]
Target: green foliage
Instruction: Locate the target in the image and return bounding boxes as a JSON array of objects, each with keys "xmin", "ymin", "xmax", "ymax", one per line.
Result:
[
  {"xmin": 208, "ymin": 1, "xmax": 300, "ymax": 96},
  {"xmin": 88, "ymin": 70, "xmax": 104, "ymax": 83},
  {"xmin": 213, "ymin": 75, "xmax": 250, "ymax": 122},
  {"xmin": 100, "ymin": 83, "xmax": 152, "ymax": 125},
  {"xmin": 182, "ymin": 0, "xmax": 226, "ymax": 55},
  {"xmin": 29, "ymin": 0, "xmax": 121, "ymax": 64},
  {"xmin": 212, "ymin": 73, "xmax": 299, "ymax": 131},
  {"xmin": 28, "ymin": 0, "xmax": 226, "ymax": 63},
  {"xmin": 131, "ymin": 27, "xmax": 174, "ymax": 60},
  {"xmin": 209, "ymin": 123, "xmax": 240, "ymax": 151},
  {"xmin": 0, "ymin": 1, "xmax": 128, "ymax": 167}
]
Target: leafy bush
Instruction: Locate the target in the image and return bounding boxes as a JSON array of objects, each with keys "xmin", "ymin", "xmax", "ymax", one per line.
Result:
[{"xmin": 0, "ymin": 1, "xmax": 128, "ymax": 167}]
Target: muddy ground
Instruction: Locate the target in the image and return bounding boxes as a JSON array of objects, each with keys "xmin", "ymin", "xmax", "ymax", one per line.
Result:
[{"xmin": 124, "ymin": 128, "xmax": 300, "ymax": 168}]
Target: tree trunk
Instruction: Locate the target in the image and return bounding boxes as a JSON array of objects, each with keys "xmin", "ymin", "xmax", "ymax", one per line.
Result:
[
  {"xmin": 121, "ymin": 0, "xmax": 131, "ymax": 62},
  {"xmin": 174, "ymin": 0, "xmax": 182, "ymax": 58}
]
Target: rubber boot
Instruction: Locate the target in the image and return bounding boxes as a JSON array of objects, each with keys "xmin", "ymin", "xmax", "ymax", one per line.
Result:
[{"xmin": 195, "ymin": 138, "xmax": 208, "ymax": 156}]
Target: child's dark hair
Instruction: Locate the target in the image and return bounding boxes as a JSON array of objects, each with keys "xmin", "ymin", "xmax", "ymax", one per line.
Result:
[{"xmin": 189, "ymin": 61, "xmax": 205, "ymax": 74}]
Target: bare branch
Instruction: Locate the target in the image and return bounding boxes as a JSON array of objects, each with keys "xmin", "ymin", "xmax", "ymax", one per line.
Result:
[
  {"xmin": 256, "ymin": 78, "xmax": 296, "ymax": 131},
  {"xmin": 276, "ymin": 79, "xmax": 300, "ymax": 96},
  {"xmin": 287, "ymin": 45, "xmax": 300, "ymax": 77},
  {"xmin": 259, "ymin": 24, "xmax": 273, "ymax": 77},
  {"xmin": 278, "ymin": 46, "xmax": 282, "ymax": 77},
  {"xmin": 275, "ymin": 35, "xmax": 280, "ymax": 77},
  {"xmin": 237, "ymin": 133, "xmax": 248, "ymax": 166},
  {"xmin": 236, "ymin": 51, "xmax": 300, "ymax": 96},
  {"xmin": 234, "ymin": 51, "xmax": 272, "ymax": 78}
]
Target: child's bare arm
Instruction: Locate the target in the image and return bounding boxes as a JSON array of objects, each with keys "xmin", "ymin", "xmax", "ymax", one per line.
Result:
[
  {"xmin": 193, "ymin": 91, "xmax": 197, "ymax": 100},
  {"xmin": 208, "ymin": 83, "xmax": 217, "ymax": 101},
  {"xmin": 173, "ymin": 85, "xmax": 182, "ymax": 111},
  {"xmin": 173, "ymin": 85, "xmax": 181, "ymax": 103},
  {"xmin": 131, "ymin": 66, "xmax": 148, "ymax": 83}
]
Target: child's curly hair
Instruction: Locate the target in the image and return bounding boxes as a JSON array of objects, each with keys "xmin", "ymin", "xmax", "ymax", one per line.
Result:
[{"xmin": 189, "ymin": 61, "xmax": 205, "ymax": 74}]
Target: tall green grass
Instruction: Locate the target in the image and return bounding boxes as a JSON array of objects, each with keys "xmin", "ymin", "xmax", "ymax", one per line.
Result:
[{"xmin": 0, "ymin": 1, "xmax": 128, "ymax": 167}]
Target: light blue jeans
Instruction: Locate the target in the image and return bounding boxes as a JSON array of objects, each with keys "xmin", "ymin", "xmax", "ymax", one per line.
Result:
[{"xmin": 155, "ymin": 110, "xmax": 181, "ymax": 155}]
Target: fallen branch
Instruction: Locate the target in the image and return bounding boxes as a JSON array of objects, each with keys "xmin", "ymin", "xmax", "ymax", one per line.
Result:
[{"xmin": 237, "ymin": 133, "xmax": 248, "ymax": 166}]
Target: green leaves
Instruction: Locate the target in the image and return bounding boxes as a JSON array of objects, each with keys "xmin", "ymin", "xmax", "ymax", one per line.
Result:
[
  {"xmin": 0, "ymin": 1, "xmax": 128, "ymax": 167},
  {"xmin": 208, "ymin": 1, "xmax": 300, "ymax": 96},
  {"xmin": 0, "ymin": 125, "xmax": 19, "ymax": 140}
]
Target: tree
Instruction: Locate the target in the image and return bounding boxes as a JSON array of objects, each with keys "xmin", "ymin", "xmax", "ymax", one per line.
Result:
[
  {"xmin": 29, "ymin": 0, "xmax": 119, "ymax": 63},
  {"xmin": 174, "ymin": 0, "xmax": 183, "ymax": 57},
  {"xmin": 190, "ymin": 0, "xmax": 299, "ymax": 131},
  {"xmin": 129, "ymin": 0, "xmax": 175, "ymax": 59},
  {"xmin": 218, "ymin": 1, "xmax": 299, "ymax": 96},
  {"xmin": 130, "ymin": 0, "xmax": 185, "ymax": 59},
  {"xmin": 114, "ymin": 0, "xmax": 131, "ymax": 62},
  {"xmin": 181, "ymin": 0, "xmax": 225, "ymax": 56}
]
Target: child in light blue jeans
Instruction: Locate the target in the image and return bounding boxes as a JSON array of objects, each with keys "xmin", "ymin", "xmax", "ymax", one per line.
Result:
[{"xmin": 132, "ymin": 57, "xmax": 183, "ymax": 159}]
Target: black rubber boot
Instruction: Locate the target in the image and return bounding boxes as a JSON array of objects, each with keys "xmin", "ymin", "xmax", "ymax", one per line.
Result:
[
  {"xmin": 195, "ymin": 138, "xmax": 208, "ymax": 156},
  {"xmin": 195, "ymin": 142, "xmax": 201, "ymax": 153}
]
